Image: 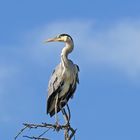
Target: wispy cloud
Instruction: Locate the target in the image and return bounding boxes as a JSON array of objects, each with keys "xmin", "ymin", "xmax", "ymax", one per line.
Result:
[
  {"xmin": 31, "ymin": 19, "xmax": 140, "ymax": 78},
  {"xmin": 1, "ymin": 19, "xmax": 140, "ymax": 100},
  {"xmin": 0, "ymin": 19, "xmax": 140, "ymax": 123}
]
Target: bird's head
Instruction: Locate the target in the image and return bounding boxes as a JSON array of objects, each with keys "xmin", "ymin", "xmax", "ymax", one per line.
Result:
[{"xmin": 45, "ymin": 34, "xmax": 73, "ymax": 43}]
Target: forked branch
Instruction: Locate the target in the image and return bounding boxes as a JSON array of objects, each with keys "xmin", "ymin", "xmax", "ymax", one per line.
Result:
[{"xmin": 15, "ymin": 122, "xmax": 76, "ymax": 140}]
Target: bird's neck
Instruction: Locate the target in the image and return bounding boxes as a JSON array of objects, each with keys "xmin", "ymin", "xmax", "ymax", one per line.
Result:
[{"xmin": 61, "ymin": 41, "xmax": 74, "ymax": 67}]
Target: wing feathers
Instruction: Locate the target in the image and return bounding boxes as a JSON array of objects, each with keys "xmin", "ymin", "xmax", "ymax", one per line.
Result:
[{"xmin": 47, "ymin": 62, "xmax": 79, "ymax": 117}]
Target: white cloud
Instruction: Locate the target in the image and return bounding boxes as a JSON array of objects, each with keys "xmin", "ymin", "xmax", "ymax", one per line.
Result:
[
  {"xmin": 30, "ymin": 19, "xmax": 140, "ymax": 78},
  {"xmin": 1, "ymin": 19, "xmax": 140, "ymax": 97},
  {"xmin": 88, "ymin": 20, "xmax": 140, "ymax": 77},
  {"xmin": 0, "ymin": 19, "xmax": 140, "ymax": 122},
  {"xmin": 22, "ymin": 19, "xmax": 95, "ymax": 66}
]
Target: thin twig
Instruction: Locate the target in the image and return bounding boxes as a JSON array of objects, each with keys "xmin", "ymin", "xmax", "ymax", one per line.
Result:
[
  {"xmin": 23, "ymin": 135, "xmax": 49, "ymax": 140},
  {"xmin": 38, "ymin": 128, "xmax": 50, "ymax": 138},
  {"xmin": 15, "ymin": 125, "xmax": 28, "ymax": 140},
  {"xmin": 69, "ymin": 128, "xmax": 77, "ymax": 140}
]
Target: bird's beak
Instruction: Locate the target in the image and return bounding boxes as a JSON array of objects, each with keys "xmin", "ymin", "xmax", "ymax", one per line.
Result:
[{"xmin": 44, "ymin": 37, "xmax": 62, "ymax": 43}]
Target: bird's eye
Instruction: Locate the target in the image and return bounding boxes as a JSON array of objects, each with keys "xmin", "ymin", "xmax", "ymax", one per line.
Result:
[{"xmin": 58, "ymin": 35, "xmax": 62, "ymax": 38}]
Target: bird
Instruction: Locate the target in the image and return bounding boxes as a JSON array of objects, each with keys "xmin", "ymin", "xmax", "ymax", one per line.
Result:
[{"xmin": 45, "ymin": 34, "xmax": 79, "ymax": 125}]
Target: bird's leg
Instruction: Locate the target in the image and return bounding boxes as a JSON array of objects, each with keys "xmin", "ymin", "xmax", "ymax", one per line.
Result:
[
  {"xmin": 55, "ymin": 94, "xmax": 59, "ymax": 128},
  {"xmin": 66, "ymin": 104, "xmax": 71, "ymax": 123},
  {"xmin": 61, "ymin": 108, "xmax": 69, "ymax": 125},
  {"xmin": 60, "ymin": 104, "xmax": 70, "ymax": 140},
  {"xmin": 60, "ymin": 99, "xmax": 69, "ymax": 126}
]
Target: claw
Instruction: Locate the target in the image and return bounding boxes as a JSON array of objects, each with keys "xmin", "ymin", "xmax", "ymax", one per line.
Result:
[
  {"xmin": 64, "ymin": 122, "xmax": 70, "ymax": 127},
  {"xmin": 55, "ymin": 121, "xmax": 60, "ymax": 131}
]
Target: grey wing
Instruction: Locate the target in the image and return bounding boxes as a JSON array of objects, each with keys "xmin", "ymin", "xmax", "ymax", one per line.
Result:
[
  {"xmin": 66, "ymin": 64, "xmax": 80, "ymax": 101},
  {"xmin": 75, "ymin": 64, "xmax": 80, "ymax": 84},
  {"xmin": 47, "ymin": 64, "xmax": 64, "ymax": 114}
]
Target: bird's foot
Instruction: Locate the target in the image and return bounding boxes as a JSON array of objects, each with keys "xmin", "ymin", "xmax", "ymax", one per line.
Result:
[
  {"xmin": 55, "ymin": 121, "xmax": 61, "ymax": 131},
  {"xmin": 64, "ymin": 121, "xmax": 70, "ymax": 127}
]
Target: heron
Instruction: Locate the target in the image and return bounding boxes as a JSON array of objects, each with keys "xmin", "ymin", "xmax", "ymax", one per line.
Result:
[{"xmin": 45, "ymin": 34, "xmax": 79, "ymax": 125}]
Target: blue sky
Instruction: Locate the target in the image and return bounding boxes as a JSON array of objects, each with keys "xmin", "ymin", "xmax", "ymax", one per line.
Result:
[{"xmin": 1, "ymin": 0, "xmax": 140, "ymax": 140}]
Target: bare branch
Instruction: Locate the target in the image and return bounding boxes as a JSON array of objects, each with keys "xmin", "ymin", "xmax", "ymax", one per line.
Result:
[{"xmin": 15, "ymin": 122, "xmax": 76, "ymax": 140}]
